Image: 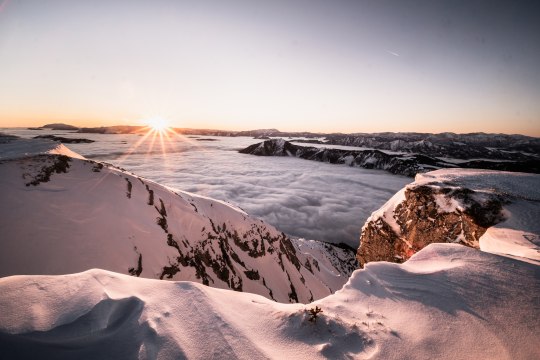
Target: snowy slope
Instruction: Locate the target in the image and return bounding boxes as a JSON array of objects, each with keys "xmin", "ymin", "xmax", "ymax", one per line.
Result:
[
  {"xmin": 0, "ymin": 243, "xmax": 538, "ymax": 359},
  {"xmin": 0, "ymin": 138, "xmax": 354, "ymax": 303},
  {"xmin": 358, "ymin": 168, "xmax": 540, "ymax": 266}
]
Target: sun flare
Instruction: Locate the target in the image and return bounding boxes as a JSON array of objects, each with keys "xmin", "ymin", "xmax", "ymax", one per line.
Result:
[{"xmin": 145, "ymin": 118, "xmax": 170, "ymax": 132}]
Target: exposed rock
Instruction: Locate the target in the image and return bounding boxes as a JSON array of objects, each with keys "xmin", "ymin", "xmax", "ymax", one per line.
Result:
[{"xmin": 25, "ymin": 154, "xmax": 71, "ymax": 186}]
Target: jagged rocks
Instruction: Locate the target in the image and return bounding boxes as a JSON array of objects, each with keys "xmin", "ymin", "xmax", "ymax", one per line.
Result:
[{"xmin": 24, "ymin": 155, "xmax": 71, "ymax": 186}]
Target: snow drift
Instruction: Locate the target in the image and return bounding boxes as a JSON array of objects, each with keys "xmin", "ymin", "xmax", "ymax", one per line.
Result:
[{"xmin": 0, "ymin": 244, "xmax": 538, "ymax": 359}]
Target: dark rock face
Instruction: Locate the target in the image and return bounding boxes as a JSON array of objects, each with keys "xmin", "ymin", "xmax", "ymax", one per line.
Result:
[
  {"xmin": 357, "ymin": 183, "xmax": 506, "ymax": 267},
  {"xmin": 24, "ymin": 154, "xmax": 71, "ymax": 186},
  {"xmin": 240, "ymin": 139, "xmax": 540, "ymax": 177}
]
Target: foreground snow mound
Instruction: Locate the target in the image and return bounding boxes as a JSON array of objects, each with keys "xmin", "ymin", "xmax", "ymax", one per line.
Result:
[
  {"xmin": 358, "ymin": 169, "xmax": 540, "ymax": 266},
  {"xmin": 0, "ymin": 244, "xmax": 538, "ymax": 359},
  {"xmin": 0, "ymin": 140, "xmax": 355, "ymax": 303}
]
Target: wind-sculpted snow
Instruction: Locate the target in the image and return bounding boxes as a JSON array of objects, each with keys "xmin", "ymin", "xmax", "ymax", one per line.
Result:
[
  {"xmin": 358, "ymin": 169, "xmax": 540, "ymax": 266},
  {"xmin": 0, "ymin": 146, "xmax": 356, "ymax": 303},
  {"xmin": 240, "ymin": 139, "xmax": 540, "ymax": 176},
  {"xmin": 0, "ymin": 244, "xmax": 538, "ymax": 359}
]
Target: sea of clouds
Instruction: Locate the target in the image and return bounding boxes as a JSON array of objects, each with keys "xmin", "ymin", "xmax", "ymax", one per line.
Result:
[{"xmin": 8, "ymin": 129, "xmax": 410, "ymax": 247}]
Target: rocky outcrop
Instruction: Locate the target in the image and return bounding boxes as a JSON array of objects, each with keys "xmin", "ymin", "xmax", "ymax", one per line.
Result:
[
  {"xmin": 357, "ymin": 186, "xmax": 505, "ymax": 266},
  {"xmin": 356, "ymin": 169, "xmax": 540, "ymax": 267}
]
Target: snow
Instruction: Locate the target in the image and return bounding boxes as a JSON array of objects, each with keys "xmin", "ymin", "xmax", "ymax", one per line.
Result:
[
  {"xmin": 433, "ymin": 193, "xmax": 463, "ymax": 213},
  {"xmin": 364, "ymin": 188, "xmax": 406, "ymax": 235},
  {"xmin": 414, "ymin": 169, "xmax": 540, "ymax": 201},
  {"xmin": 480, "ymin": 200, "xmax": 540, "ymax": 264},
  {"xmin": 0, "ymin": 243, "xmax": 538, "ymax": 359}
]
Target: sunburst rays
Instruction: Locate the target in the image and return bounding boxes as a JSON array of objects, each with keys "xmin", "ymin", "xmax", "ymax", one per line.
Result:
[{"xmin": 113, "ymin": 123, "xmax": 203, "ymax": 167}]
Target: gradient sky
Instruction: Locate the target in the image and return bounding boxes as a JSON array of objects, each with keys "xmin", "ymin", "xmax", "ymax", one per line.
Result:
[{"xmin": 0, "ymin": 0, "xmax": 539, "ymax": 135}]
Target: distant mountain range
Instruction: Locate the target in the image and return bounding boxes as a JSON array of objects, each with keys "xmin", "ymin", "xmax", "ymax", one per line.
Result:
[
  {"xmin": 240, "ymin": 139, "xmax": 540, "ymax": 177},
  {"xmin": 31, "ymin": 123, "xmax": 539, "ymax": 160},
  {"xmin": 26, "ymin": 123, "xmax": 540, "ymax": 176}
]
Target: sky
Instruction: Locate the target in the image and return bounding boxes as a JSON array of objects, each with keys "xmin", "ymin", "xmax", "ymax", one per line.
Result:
[{"xmin": 0, "ymin": 0, "xmax": 539, "ymax": 135}]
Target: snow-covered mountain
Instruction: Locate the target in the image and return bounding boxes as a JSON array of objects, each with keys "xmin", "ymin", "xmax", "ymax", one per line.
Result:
[
  {"xmin": 358, "ymin": 169, "xmax": 540, "ymax": 266},
  {"xmin": 0, "ymin": 136, "xmax": 356, "ymax": 303},
  {"xmin": 0, "ymin": 243, "xmax": 538, "ymax": 359},
  {"xmin": 323, "ymin": 132, "xmax": 540, "ymax": 160},
  {"xmin": 240, "ymin": 139, "xmax": 540, "ymax": 177}
]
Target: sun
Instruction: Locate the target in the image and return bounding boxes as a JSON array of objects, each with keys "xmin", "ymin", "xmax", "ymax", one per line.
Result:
[{"xmin": 145, "ymin": 118, "xmax": 170, "ymax": 132}]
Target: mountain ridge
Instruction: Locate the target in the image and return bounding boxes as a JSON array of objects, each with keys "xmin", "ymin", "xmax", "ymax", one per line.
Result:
[
  {"xmin": 0, "ymin": 137, "xmax": 355, "ymax": 303},
  {"xmin": 239, "ymin": 139, "xmax": 540, "ymax": 177}
]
